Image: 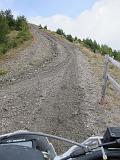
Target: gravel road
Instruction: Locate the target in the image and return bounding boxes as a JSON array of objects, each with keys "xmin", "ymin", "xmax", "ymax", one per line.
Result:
[{"xmin": 0, "ymin": 25, "xmax": 107, "ymax": 152}]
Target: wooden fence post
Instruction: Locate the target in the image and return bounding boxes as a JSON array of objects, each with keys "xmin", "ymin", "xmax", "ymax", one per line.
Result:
[{"xmin": 100, "ymin": 55, "xmax": 109, "ymax": 104}]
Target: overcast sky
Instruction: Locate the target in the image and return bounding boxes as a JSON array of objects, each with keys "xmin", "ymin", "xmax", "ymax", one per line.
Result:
[{"xmin": 0, "ymin": 0, "xmax": 120, "ymax": 50}]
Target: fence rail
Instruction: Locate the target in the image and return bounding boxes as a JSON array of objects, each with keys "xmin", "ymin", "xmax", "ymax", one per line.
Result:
[
  {"xmin": 101, "ymin": 55, "xmax": 120, "ymax": 104},
  {"xmin": 107, "ymin": 74, "xmax": 120, "ymax": 92}
]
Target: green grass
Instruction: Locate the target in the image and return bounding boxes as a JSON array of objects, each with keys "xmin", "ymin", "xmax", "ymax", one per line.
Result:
[{"xmin": 0, "ymin": 29, "xmax": 32, "ymax": 56}]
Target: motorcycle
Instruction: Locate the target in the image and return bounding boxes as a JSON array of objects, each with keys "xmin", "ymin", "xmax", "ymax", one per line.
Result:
[{"xmin": 0, "ymin": 127, "xmax": 120, "ymax": 160}]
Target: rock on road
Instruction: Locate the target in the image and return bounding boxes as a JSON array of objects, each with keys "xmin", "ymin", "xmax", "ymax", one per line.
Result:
[{"xmin": 0, "ymin": 25, "xmax": 106, "ymax": 152}]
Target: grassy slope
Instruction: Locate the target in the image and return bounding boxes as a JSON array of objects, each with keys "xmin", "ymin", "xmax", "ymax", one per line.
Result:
[
  {"xmin": 1, "ymin": 27, "xmax": 120, "ymax": 107},
  {"xmin": 0, "ymin": 27, "xmax": 33, "ymax": 75},
  {"xmin": 79, "ymin": 43, "xmax": 120, "ymax": 108},
  {"xmin": 47, "ymin": 30, "xmax": 120, "ymax": 107}
]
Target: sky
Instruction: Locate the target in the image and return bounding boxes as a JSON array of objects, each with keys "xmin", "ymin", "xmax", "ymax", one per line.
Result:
[{"xmin": 0, "ymin": 0, "xmax": 120, "ymax": 50}]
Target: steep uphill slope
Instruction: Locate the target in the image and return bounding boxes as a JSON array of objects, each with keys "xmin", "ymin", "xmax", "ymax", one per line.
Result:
[{"xmin": 0, "ymin": 25, "xmax": 106, "ymax": 151}]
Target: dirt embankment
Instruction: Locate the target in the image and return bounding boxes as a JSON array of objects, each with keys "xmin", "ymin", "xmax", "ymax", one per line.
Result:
[{"xmin": 0, "ymin": 25, "xmax": 119, "ymax": 153}]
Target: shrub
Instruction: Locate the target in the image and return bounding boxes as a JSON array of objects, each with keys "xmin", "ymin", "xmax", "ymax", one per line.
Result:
[
  {"xmin": 66, "ymin": 34, "xmax": 73, "ymax": 42},
  {"xmin": 0, "ymin": 10, "xmax": 31, "ymax": 56},
  {"xmin": 39, "ymin": 24, "xmax": 43, "ymax": 29},
  {"xmin": 16, "ymin": 15, "xmax": 27, "ymax": 31},
  {"xmin": 56, "ymin": 28, "xmax": 65, "ymax": 36},
  {"xmin": 74, "ymin": 37, "xmax": 78, "ymax": 41},
  {"xmin": 78, "ymin": 39, "xmax": 81, "ymax": 43},
  {"xmin": 7, "ymin": 39, "xmax": 18, "ymax": 49},
  {"xmin": 100, "ymin": 45, "xmax": 113, "ymax": 56},
  {"xmin": 113, "ymin": 50, "xmax": 120, "ymax": 61},
  {"xmin": 0, "ymin": 44, "xmax": 8, "ymax": 55},
  {"xmin": 0, "ymin": 17, "xmax": 9, "ymax": 43},
  {"xmin": 44, "ymin": 25, "xmax": 47, "ymax": 30}
]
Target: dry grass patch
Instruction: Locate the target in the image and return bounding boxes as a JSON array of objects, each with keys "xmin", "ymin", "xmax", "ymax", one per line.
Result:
[
  {"xmin": 79, "ymin": 44, "xmax": 120, "ymax": 108},
  {"xmin": 45, "ymin": 30, "xmax": 73, "ymax": 44}
]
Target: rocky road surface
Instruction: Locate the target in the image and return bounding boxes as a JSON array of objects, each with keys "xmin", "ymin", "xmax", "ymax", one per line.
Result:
[{"xmin": 0, "ymin": 25, "xmax": 107, "ymax": 152}]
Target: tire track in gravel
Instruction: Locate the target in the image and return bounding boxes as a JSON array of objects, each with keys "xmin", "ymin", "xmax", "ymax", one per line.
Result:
[{"xmin": 0, "ymin": 24, "xmax": 106, "ymax": 153}]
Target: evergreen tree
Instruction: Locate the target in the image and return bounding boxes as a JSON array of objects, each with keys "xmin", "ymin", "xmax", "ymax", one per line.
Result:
[
  {"xmin": 16, "ymin": 16, "xmax": 27, "ymax": 31},
  {"xmin": 5, "ymin": 9, "xmax": 15, "ymax": 29}
]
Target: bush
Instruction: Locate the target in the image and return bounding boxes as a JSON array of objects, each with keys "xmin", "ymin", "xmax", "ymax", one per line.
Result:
[
  {"xmin": 66, "ymin": 34, "xmax": 73, "ymax": 42},
  {"xmin": 0, "ymin": 44, "xmax": 8, "ymax": 55},
  {"xmin": 17, "ymin": 30, "xmax": 30, "ymax": 41},
  {"xmin": 0, "ymin": 9, "xmax": 31, "ymax": 56},
  {"xmin": 74, "ymin": 37, "xmax": 78, "ymax": 41},
  {"xmin": 83, "ymin": 38, "xmax": 100, "ymax": 52},
  {"xmin": 0, "ymin": 17, "xmax": 9, "ymax": 43},
  {"xmin": 7, "ymin": 39, "xmax": 18, "ymax": 49},
  {"xmin": 16, "ymin": 15, "xmax": 27, "ymax": 31},
  {"xmin": 44, "ymin": 25, "xmax": 47, "ymax": 30},
  {"xmin": 113, "ymin": 50, "xmax": 120, "ymax": 61},
  {"xmin": 82, "ymin": 38, "xmax": 120, "ymax": 61},
  {"xmin": 39, "ymin": 24, "xmax": 43, "ymax": 29},
  {"xmin": 78, "ymin": 39, "xmax": 81, "ymax": 43},
  {"xmin": 56, "ymin": 28, "xmax": 65, "ymax": 36},
  {"xmin": 100, "ymin": 45, "xmax": 113, "ymax": 56}
]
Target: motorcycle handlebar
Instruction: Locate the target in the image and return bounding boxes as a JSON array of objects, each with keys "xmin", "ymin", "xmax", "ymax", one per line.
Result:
[{"xmin": 79, "ymin": 150, "xmax": 120, "ymax": 160}]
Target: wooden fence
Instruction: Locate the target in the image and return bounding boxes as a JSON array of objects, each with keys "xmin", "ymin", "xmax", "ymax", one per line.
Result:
[{"xmin": 101, "ymin": 55, "xmax": 120, "ymax": 104}]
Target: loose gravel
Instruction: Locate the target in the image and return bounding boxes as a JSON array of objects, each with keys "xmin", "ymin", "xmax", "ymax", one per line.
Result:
[{"xmin": 0, "ymin": 25, "xmax": 115, "ymax": 153}]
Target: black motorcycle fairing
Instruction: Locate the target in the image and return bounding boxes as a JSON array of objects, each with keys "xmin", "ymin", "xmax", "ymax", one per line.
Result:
[{"xmin": 0, "ymin": 144, "xmax": 44, "ymax": 160}]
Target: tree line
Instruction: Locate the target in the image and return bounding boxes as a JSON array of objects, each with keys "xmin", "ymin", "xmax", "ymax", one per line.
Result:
[
  {"xmin": 83, "ymin": 38, "xmax": 120, "ymax": 61},
  {"xmin": 0, "ymin": 9, "xmax": 31, "ymax": 55},
  {"xmin": 39, "ymin": 26, "xmax": 80, "ymax": 43},
  {"xmin": 56, "ymin": 28, "xmax": 81, "ymax": 43},
  {"xmin": 54, "ymin": 28, "xmax": 120, "ymax": 61}
]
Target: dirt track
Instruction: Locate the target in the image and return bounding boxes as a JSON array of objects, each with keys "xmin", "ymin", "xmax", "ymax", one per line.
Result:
[{"xmin": 0, "ymin": 25, "xmax": 107, "ymax": 152}]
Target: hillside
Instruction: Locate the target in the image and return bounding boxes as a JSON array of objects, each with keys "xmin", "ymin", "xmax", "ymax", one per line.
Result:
[
  {"xmin": 0, "ymin": 10, "xmax": 31, "ymax": 58},
  {"xmin": 0, "ymin": 24, "xmax": 120, "ymax": 152}
]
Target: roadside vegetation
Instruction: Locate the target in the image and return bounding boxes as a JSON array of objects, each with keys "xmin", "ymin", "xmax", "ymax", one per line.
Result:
[
  {"xmin": 82, "ymin": 38, "xmax": 120, "ymax": 61},
  {"xmin": 38, "ymin": 25, "xmax": 120, "ymax": 107},
  {"xmin": 79, "ymin": 43, "xmax": 120, "ymax": 107},
  {"xmin": 0, "ymin": 9, "xmax": 31, "ymax": 56},
  {"xmin": 44, "ymin": 27, "xmax": 120, "ymax": 61}
]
